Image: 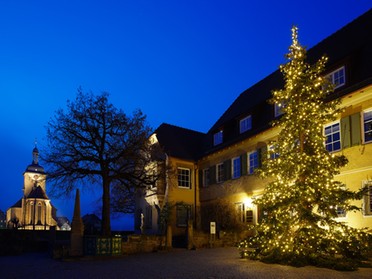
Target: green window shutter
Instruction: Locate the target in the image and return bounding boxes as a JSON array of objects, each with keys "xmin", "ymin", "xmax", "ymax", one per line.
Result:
[
  {"xmin": 241, "ymin": 153, "xmax": 247, "ymax": 176},
  {"xmin": 209, "ymin": 165, "xmax": 216, "ymax": 185},
  {"xmin": 341, "ymin": 116, "xmax": 351, "ymax": 149},
  {"xmin": 224, "ymin": 159, "xmax": 231, "ymax": 181},
  {"xmin": 258, "ymin": 146, "xmax": 267, "ymax": 167},
  {"xmin": 350, "ymin": 112, "xmax": 361, "ymax": 146}
]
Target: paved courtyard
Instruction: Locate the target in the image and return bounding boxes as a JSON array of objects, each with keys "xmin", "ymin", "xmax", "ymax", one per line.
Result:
[{"xmin": 0, "ymin": 247, "xmax": 371, "ymax": 279}]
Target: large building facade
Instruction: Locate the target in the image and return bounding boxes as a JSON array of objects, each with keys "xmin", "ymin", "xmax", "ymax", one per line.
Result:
[
  {"xmin": 6, "ymin": 146, "xmax": 59, "ymax": 230},
  {"xmin": 136, "ymin": 9, "xmax": 372, "ymax": 238}
]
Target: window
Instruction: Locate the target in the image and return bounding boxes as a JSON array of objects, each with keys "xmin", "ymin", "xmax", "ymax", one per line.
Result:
[
  {"xmin": 246, "ymin": 210, "xmax": 254, "ymax": 223},
  {"xmin": 268, "ymin": 144, "xmax": 279, "ymax": 159},
  {"xmin": 176, "ymin": 204, "xmax": 192, "ymax": 227},
  {"xmin": 216, "ymin": 163, "xmax": 224, "ymax": 183},
  {"xmin": 363, "ymin": 110, "xmax": 372, "ymax": 143},
  {"xmin": 213, "ymin": 130, "xmax": 223, "ymax": 146},
  {"xmin": 274, "ymin": 102, "xmax": 286, "ymax": 117},
  {"xmin": 326, "ymin": 66, "xmax": 345, "ymax": 89},
  {"xmin": 325, "ymin": 122, "xmax": 341, "ymax": 152},
  {"xmin": 336, "ymin": 206, "xmax": 346, "ymax": 218},
  {"xmin": 203, "ymin": 168, "xmax": 210, "ymax": 187},
  {"xmin": 37, "ymin": 203, "xmax": 42, "ymax": 224},
  {"xmin": 240, "ymin": 116, "xmax": 252, "ymax": 133},
  {"xmin": 363, "ymin": 181, "xmax": 372, "ymax": 216},
  {"xmin": 248, "ymin": 150, "xmax": 259, "ymax": 174},
  {"xmin": 236, "ymin": 203, "xmax": 254, "ymax": 223},
  {"xmin": 232, "ymin": 157, "xmax": 241, "ymax": 179},
  {"xmin": 178, "ymin": 167, "xmax": 191, "ymax": 188}
]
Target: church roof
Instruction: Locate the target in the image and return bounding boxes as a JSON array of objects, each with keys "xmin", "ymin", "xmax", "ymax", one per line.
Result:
[
  {"xmin": 25, "ymin": 146, "xmax": 46, "ymax": 174},
  {"xmin": 10, "ymin": 198, "xmax": 22, "ymax": 208},
  {"xmin": 27, "ymin": 186, "xmax": 49, "ymax": 199},
  {"xmin": 25, "ymin": 163, "xmax": 45, "ymax": 174}
]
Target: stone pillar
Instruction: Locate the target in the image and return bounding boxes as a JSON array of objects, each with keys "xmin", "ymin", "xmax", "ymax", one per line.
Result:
[
  {"xmin": 166, "ymin": 224, "xmax": 172, "ymax": 249},
  {"xmin": 187, "ymin": 220, "xmax": 195, "ymax": 250},
  {"xmin": 70, "ymin": 189, "xmax": 84, "ymax": 256}
]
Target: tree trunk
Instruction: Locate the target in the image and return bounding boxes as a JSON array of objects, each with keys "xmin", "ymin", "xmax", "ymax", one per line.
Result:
[{"xmin": 102, "ymin": 178, "xmax": 111, "ymax": 236}]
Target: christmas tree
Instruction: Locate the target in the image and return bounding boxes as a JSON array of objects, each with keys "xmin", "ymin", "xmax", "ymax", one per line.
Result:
[{"xmin": 239, "ymin": 27, "xmax": 370, "ymax": 270}]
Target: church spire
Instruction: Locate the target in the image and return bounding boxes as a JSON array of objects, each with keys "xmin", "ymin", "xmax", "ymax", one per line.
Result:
[{"xmin": 32, "ymin": 139, "xmax": 39, "ymax": 165}]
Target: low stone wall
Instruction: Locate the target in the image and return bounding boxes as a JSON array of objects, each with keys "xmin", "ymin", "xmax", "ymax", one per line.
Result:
[
  {"xmin": 122, "ymin": 235, "xmax": 166, "ymax": 255},
  {"xmin": 192, "ymin": 229, "xmax": 255, "ymax": 249}
]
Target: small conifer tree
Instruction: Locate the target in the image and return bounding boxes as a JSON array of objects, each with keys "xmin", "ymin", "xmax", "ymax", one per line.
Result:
[{"xmin": 239, "ymin": 27, "xmax": 370, "ymax": 270}]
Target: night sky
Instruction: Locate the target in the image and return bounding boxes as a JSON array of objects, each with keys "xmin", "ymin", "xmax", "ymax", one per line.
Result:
[{"xmin": 1, "ymin": 1, "xmax": 371, "ymax": 230}]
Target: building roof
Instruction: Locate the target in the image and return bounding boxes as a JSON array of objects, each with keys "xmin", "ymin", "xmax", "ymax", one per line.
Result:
[
  {"xmin": 153, "ymin": 9, "xmax": 372, "ymax": 160},
  {"xmin": 27, "ymin": 185, "xmax": 49, "ymax": 199},
  {"xmin": 155, "ymin": 123, "xmax": 206, "ymax": 161},
  {"xmin": 9, "ymin": 198, "xmax": 22, "ymax": 208},
  {"xmin": 207, "ymin": 8, "xmax": 372, "ymax": 151},
  {"xmin": 25, "ymin": 163, "xmax": 46, "ymax": 174},
  {"xmin": 25, "ymin": 146, "xmax": 46, "ymax": 174}
]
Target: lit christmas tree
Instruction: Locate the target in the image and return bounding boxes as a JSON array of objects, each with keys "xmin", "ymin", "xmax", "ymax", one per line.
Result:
[{"xmin": 239, "ymin": 27, "xmax": 370, "ymax": 270}]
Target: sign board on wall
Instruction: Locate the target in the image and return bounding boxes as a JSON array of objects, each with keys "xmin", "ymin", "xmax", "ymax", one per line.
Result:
[{"xmin": 210, "ymin": 221, "xmax": 216, "ymax": 234}]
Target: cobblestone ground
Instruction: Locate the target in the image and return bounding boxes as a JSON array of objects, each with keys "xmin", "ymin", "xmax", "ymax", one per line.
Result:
[{"xmin": 0, "ymin": 247, "xmax": 371, "ymax": 279}]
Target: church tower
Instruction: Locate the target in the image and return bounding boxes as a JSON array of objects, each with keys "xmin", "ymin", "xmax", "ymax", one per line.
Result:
[
  {"xmin": 6, "ymin": 144, "xmax": 58, "ymax": 230},
  {"xmin": 23, "ymin": 145, "xmax": 46, "ymax": 197}
]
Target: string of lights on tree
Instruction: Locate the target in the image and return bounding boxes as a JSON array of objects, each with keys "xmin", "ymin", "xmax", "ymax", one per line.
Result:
[{"xmin": 239, "ymin": 26, "xmax": 370, "ymax": 270}]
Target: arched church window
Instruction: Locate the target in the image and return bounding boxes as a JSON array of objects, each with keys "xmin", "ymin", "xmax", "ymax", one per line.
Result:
[{"xmin": 37, "ymin": 203, "xmax": 42, "ymax": 224}]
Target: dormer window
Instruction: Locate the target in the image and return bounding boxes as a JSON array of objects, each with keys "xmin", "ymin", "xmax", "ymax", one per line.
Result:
[
  {"xmin": 326, "ymin": 66, "xmax": 345, "ymax": 89},
  {"xmin": 213, "ymin": 130, "xmax": 223, "ymax": 146},
  {"xmin": 240, "ymin": 115, "xmax": 252, "ymax": 134}
]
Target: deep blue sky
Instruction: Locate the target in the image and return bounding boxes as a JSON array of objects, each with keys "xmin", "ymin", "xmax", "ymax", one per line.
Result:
[{"xmin": 1, "ymin": 1, "xmax": 371, "ymax": 230}]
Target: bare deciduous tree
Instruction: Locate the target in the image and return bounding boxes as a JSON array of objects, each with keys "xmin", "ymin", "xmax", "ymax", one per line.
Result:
[{"xmin": 42, "ymin": 90, "xmax": 158, "ymax": 236}]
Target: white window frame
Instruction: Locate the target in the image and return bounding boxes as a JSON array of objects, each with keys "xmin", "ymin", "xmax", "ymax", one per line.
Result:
[
  {"xmin": 363, "ymin": 180, "xmax": 372, "ymax": 216},
  {"xmin": 248, "ymin": 150, "xmax": 259, "ymax": 174},
  {"xmin": 336, "ymin": 206, "xmax": 346, "ymax": 218},
  {"xmin": 239, "ymin": 115, "xmax": 252, "ymax": 133},
  {"xmin": 232, "ymin": 157, "xmax": 241, "ymax": 179},
  {"xmin": 216, "ymin": 163, "xmax": 224, "ymax": 183},
  {"xmin": 177, "ymin": 167, "xmax": 191, "ymax": 189},
  {"xmin": 324, "ymin": 121, "xmax": 341, "ymax": 152},
  {"xmin": 203, "ymin": 168, "xmax": 210, "ymax": 187},
  {"xmin": 326, "ymin": 66, "xmax": 345, "ymax": 89},
  {"xmin": 363, "ymin": 109, "xmax": 372, "ymax": 144},
  {"xmin": 213, "ymin": 130, "xmax": 223, "ymax": 146}
]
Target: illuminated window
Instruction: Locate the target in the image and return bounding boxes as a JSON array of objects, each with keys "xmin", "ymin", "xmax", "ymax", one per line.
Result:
[
  {"xmin": 325, "ymin": 122, "xmax": 341, "ymax": 152},
  {"xmin": 203, "ymin": 168, "xmax": 210, "ymax": 187},
  {"xmin": 232, "ymin": 157, "xmax": 241, "ymax": 179},
  {"xmin": 363, "ymin": 110, "xmax": 372, "ymax": 143},
  {"xmin": 363, "ymin": 181, "xmax": 372, "ymax": 216},
  {"xmin": 235, "ymin": 203, "xmax": 254, "ymax": 223},
  {"xmin": 216, "ymin": 163, "xmax": 224, "ymax": 183},
  {"xmin": 326, "ymin": 66, "xmax": 345, "ymax": 89},
  {"xmin": 246, "ymin": 210, "xmax": 253, "ymax": 223},
  {"xmin": 240, "ymin": 116, "xmax": 252, "ymax": 133},
  {"xmin": 37, "ymin": 203, "xmax": 42, "ymax": 224},
  {"xmin": 177, "ymin": 167, "xmax": 191, "ymax": 188},
  {"xmin": 213, "ymin": 131, "xmax": 223, "ymax": 146},
  {"xmin": 248, "ymin": 150, "xmax": 259, "ymax": 174},
  {"xmin": 176, "ymin": 204, "xmax": 192, "ymax": 227}
]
